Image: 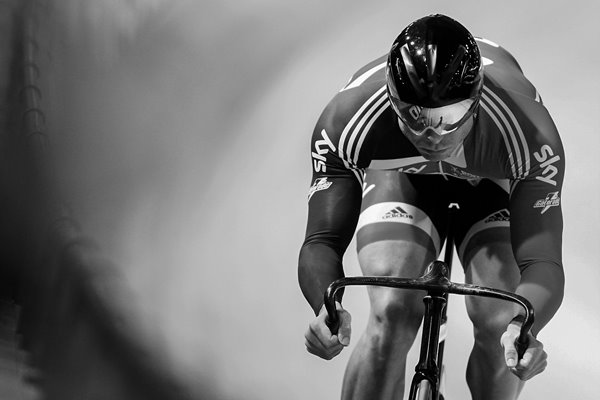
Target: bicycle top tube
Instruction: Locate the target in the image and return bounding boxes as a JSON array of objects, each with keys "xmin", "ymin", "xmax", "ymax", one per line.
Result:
[{"xmin": 324, "ymin": 260, "xmax": 534, "ymax": 352}]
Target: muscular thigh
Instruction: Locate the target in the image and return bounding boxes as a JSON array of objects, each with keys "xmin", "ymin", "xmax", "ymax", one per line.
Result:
[
  {"xmin": 463, "ymin": 234, "xmax": 520, "ymax": 330},
  {"xmin": 356, "ymin": 170, "xmax": 452, "ymax": 278},
  {"xmin": 451, "ymin": 178, "xmax": 518, "ymax": 282},
  {"xmin": 358, "ymin": 173, "xmax": 516, "ymax": 273},
  {"xmin": 357, "ymin": 170, "xmax": 455, "ymax": 312},
  {"xmin": 452, "ymin": 179, "xmax": 521, "ymax": 323}
]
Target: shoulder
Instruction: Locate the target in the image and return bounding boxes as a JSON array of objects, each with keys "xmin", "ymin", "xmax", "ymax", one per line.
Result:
[
  {"xmin": 479, "ymin": 85, "xmax": 564, "ymax": 183},
  {"xmin": 476, "ymin": 38, "xmax": 523, "ymax": 71},
  {"xmin": 312, "ymin": 55, "xmax": 394, "ymax": 169},
  {"xmin": 317, "ymin": 54, "xmax": 389, "ymax": 133},
  {"xmin": 340, "ymin": 54, "xmax": 388, "ymax": 92},
  {"xmin": 475, "ymin": 41, "xmax": 564, "ymax": 183},
  {"xmin": 476, "ymin": 37, "xmax": 541, "ymax": 101}
]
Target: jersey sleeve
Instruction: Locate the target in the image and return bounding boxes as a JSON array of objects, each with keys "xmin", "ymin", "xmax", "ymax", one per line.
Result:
[
  {"xmin": 298, "ymin": 95, "xmax": 371, "ymax": 314},
  {"xmin": 508, "ymin": 106, "xmax": 565, "ymax": 272}
]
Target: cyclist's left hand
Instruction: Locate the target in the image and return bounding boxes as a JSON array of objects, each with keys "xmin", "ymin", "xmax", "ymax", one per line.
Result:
[{"xmin": 500, "ymin": 321, "xmax": 548, "ymax": 380}]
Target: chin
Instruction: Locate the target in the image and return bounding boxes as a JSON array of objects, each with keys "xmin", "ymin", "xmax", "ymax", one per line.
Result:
[{"xmin": 420, "ymin": 150, "xmax": 450, "ymax": 162}]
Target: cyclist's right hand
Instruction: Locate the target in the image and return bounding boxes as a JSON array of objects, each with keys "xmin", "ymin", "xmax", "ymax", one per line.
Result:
[
  {"xmin": 304, "ymin": 301, "xmax": 352, "ymax": 360},
  {"xmin": 500, "ymin": 320, "xmax": 547, "ymax": 380}
]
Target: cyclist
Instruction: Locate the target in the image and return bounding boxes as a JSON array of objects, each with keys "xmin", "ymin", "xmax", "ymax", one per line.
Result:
[{"xmin": 299, "ymin": 14, "xmax": 563, "ymax": 400}]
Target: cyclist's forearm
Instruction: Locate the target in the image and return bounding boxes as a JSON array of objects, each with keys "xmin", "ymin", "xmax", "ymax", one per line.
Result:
[
  {"xmin": 515, "ymin": 262, "xmax": 565, "ymax": 336},
  {"xmin": 298, "ymin": 243, "xmax": 345, "ymax": 315}
]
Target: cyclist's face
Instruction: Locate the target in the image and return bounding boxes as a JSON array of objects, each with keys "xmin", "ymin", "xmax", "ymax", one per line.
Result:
[{"xmin": 399, "ymin": 115, "xmax": 475, "ymax": 161}]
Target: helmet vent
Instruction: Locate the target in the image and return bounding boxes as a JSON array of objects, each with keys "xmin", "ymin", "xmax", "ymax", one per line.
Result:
[
  {"xmin": 435, "ymin": 44, "xmax": 467, "ymax": 99},
  {"xmin": 400, "ymin": 44, "xmax": 427, "ymax": 99}
]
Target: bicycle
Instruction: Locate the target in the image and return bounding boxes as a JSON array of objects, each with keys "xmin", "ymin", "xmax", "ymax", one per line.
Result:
[{"xmin": 324, "ymin": 205, "xmax": 534, "ymax": 400}]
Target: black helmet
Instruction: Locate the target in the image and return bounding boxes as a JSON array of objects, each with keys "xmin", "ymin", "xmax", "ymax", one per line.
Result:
[{"xmin": 387, "ymin": 14, "xmax": 483, "ymax": 135}]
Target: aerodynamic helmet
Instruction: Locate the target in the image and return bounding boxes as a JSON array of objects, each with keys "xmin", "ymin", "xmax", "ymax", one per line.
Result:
[{"xmin": 386, "ymin": 14, "xmax": 484, "ymax": 136}]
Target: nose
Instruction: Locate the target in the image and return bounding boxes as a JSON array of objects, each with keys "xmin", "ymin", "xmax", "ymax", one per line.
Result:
[{"xmin": 425, "ymin": 130, "xmax": 443, "ymax": 144}]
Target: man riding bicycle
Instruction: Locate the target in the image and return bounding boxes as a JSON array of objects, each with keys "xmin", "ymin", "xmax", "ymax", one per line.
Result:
[{"xmin": 298, "ymin": 14, "xmax": 564, "ymax": 400}]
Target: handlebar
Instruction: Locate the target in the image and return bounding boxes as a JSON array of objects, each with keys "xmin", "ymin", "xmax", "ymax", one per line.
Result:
[{"xmin": 324, "ymin": 260, "xmax": 534, "ymax": 359}]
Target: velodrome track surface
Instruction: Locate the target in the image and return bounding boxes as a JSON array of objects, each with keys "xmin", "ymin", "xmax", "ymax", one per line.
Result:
[{"xmin": 4, "ymin": 1, "xmax": 599, "ymax": 399}]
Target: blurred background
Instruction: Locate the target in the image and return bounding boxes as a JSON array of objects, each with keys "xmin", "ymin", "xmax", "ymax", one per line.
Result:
[{"xmin": 0, "ymin": 0, "xmax": 598, "ymax": 399}]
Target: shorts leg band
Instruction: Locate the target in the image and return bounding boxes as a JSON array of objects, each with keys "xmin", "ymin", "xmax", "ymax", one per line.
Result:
[{"xmin": 356, "ymin": 202, "xmax": 441, "ymax": 255}]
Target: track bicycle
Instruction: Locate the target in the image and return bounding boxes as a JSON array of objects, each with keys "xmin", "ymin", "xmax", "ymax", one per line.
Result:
[{"xmin": 324, "ymin": 205, "xmax": 534, "ymax": 400}]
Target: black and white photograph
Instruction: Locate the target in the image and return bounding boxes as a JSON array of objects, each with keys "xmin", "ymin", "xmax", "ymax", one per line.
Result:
[{"xmin": 0, "ymin": 0, "xmax": 598, "ymax": 399}]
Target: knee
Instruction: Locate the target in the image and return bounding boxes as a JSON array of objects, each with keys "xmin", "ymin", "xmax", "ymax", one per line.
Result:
[
  {"xmin": 364, "ymin": 290, "xmax": 423, "ymax": 354},
  {"xmin": 466, "ymin": 298, "xmax": 512, "ymax": 343},
  {"xmin": 358, "ymin": 241, "xmax": 433, "ymax": 278},
  {"xmin": 368, "ymin": 288, "xmax": 424, "ymax": 337}
]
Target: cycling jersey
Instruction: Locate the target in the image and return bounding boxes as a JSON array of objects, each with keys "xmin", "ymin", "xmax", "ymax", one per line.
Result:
[{"xmin": 299, "ymin": 38, "xmax": 564, "ymax": 313}]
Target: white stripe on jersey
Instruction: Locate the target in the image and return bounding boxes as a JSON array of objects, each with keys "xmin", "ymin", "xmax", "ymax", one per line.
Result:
[
  {"xmin": 475, "ymin": 37, "xmax": 500, "ymax": 48},
  {"xmin": 352, "ymin": 96, "xmax": 388, "ymax": 165},
  {"xmin": 352, "ymin": 168, "xmax": 365, "ymax": 185},
  {"xmin": 480, "ymin": 98, "xmax": 518, "ymax": 177},
  {"xmin": 341, "ymin": 62, "xmax": 386, "ymax": 92},
  {"xmin": 338, "ymin": 85, "xmax": 388, "ymax": 169},
  {"xmin": 482, "ymin": 89, "xmax": 521, "ymax": 176},
  {"xmin": 483, "ymin": 86, "xmax": 530, "ymax": 178},
  {"xmin": 481, "ymin": 86, "xmax": 530, "ymax": 179},
  {"xmin": 509, "ymin": 179, "xmax": 519, "ymax": 195}
]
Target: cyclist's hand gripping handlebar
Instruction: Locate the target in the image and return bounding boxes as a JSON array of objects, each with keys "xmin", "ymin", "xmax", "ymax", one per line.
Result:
[
  {"xmin": 515, "ymin": 322, "xmax": 530, "ymax": 360},
  {"xmin": 324, "ymin": 297, "xmax": 340, "ymax": 335}
]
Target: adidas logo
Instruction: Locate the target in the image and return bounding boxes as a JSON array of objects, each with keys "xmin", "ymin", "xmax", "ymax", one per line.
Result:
[
  {"xmin": 484, "ymin": 209, "xmax": 510, "ymax": 223},
  {"xmin": 383, "ymin": 206, "xmax": 413, "ymax": 220}
]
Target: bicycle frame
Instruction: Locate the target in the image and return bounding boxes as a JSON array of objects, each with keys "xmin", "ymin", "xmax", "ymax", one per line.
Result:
[
  {"xmin": 433, "ymin": 203, "xmax": 460, "ymax": 400},
  {"xmin": 324, "ymin": 263, "xmax": 534, "ymax": 400}
]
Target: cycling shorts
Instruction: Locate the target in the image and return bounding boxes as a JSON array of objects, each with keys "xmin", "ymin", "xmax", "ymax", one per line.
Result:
[{"xmin": 356, "ymin": 169, "xmax": 511, "ymax": 265}]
